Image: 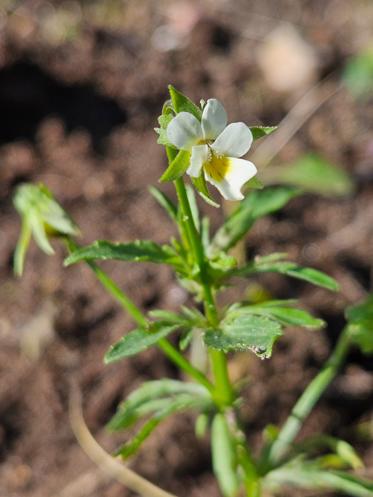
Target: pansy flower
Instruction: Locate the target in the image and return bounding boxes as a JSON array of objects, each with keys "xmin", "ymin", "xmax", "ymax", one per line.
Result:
[{"xmin": 167, "ymin": 99, "xmax": 257, "ymax": 200}]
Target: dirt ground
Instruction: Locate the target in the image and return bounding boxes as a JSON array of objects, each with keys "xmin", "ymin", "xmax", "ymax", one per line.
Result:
[{"xmin": 0, "ymin": 1, "xmax": 372, "ymax": 496}]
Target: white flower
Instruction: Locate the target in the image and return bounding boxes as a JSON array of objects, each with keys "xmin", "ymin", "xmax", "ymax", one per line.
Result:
[{"xmin": 167, "ymin": 99, "xmax": 257, "ymax": 200}]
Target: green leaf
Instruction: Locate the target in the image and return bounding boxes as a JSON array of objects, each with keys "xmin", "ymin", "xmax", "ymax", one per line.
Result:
[
  {"xmin": 233, "ymin": 254, "xmax": 339, "ymax": 292},
  {"xmin": 266, "ymin": 462, "xmax": 373, "ymax": 497},
  {"xmin": 160, "ymin": 149, "xmax": 191, "ymax": 182},
  {"xmin": 211, "ymin": 186, "xmax": 300, "ymax": 253},
  {"xmin": 204, "ymin": 315, "xmax": 282, "ymax": 359},
  {"xmin": 117, "ymin": 394, "xmax": 208, "ymax": 459},
  {"xmin": 168, "ymin": 85, "xmax": 202, "ymax": 119},
  {"xmin": 13, "ymin": 183, "xmax": 79, "ymax": 274},
  {"xmin": 272, "ymin": 154, "xmax": 354, "ymax": 197},
  {"xmin": 191, "ymin": 172, "xmax": 220, "ymax": 208},
  {"xmin": 155, "ymin": 112, "xmax": 175, "ymax": 148},
  {"xmin": 104, "ymin": 324, "xmax": 179, "ymax": 364},
  {"xmin": 211, "ymin": 413, "xmax": 240, "ymax": 497},
  {"xmin": 232, "ymin": 301, "xmax": 325, "ymax": 329},
  {"xmin": 296, "ymin": 435, "xmax": 363, "ymax": 470},
  {"xmin": 149, "ymin": 186, "xmax": 178, "ymax": 221},
  {"xmin": 64, "ymin": 240, "xmax": 177, "ymax": 266},
  {"xmin": 250, "ymin": 126, "xmax": 277, "ymax": 140},
  {"xmin": 343, "ymin": 48, "xmax": 373, "ymax": 98},
  {"xmin": 108, "ymin": 379, "xmax": 209, "ymax": 431},
  {"xmin": 345, "ymin": 295, "xmax": 373, "ymax": 354},
  {"xmin": 13, "ymin": 218, "xmax": 32, "ymax": 277}
]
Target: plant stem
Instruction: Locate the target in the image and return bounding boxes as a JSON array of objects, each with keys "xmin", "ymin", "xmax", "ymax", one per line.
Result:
[
  {"xmin": 64, "ymin": 237, "xmax": 214, "ymax": 393},
  {"xmin": 267, "ymin": 326, "xmax": 351, "ymax": 466},
  {"xmin": 174, "ymin": 178, "xmax": 234, "ymax": 407}
]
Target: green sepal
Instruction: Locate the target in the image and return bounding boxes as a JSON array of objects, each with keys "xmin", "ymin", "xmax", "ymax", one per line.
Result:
[
  {"xmin": 250, "ymin": 126, "xmax": 277, "ymax": 140},
  {"xmin": 211, "ymin": 413, "xmax": 240, "ymax": 497},
  {"xmin": 204, "ymin": 314, "xmax": 282, "ymax": 359},
  {"xmin": 168, "ymin": 84, "xmax": 202, "ymax": 119},
  {"xmin": 159, "ymin": 149, "xmax": 191, "ymax": 182},
  {"xmin": 104, "ymin": 323, "xmax": 179, "ymax": 364},
  {"xmin": 191, "ymin": 172, "xmax": 220, "ymax": 208}
]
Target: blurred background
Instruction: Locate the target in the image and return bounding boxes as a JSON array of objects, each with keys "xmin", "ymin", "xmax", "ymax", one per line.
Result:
[{"xmin": 0, "ymin": 1, "xmax": 372, "ymax": 496}]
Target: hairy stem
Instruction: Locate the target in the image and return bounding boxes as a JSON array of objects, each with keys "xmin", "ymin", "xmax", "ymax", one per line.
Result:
[
  {"xmin": 173, "ymin": 178, "xmax": 234, "ymax": 407},
  {"xmin": 267, "ymin": 326, "xmax": 351, "ymax": 466}
]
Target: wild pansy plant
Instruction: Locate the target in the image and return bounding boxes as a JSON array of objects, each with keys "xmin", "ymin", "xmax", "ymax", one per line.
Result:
[{"xmin": 14, "ymin": 85, "xmax": 373, "ymax": 497}]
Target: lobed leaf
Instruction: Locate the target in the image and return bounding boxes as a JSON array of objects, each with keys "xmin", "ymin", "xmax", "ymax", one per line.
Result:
[{"xmin": 204, "ymin": 315, "xmax": 282, "ymax": 359}]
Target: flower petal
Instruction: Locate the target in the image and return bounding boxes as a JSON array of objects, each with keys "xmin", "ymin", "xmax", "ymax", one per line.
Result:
[
  {"xmin": 187, "ymin": 144, "xmax": 209, "ymax": 177},
  {"xmin": 201, "ymin": 99, "xmax": 227, "ymax": 140},
  {"xmin": 205, "ymin": 158, "xmax": 257, "ymax": 201},
  {"xmin": 212, "ymin": 122, "xmax": 253, "ymax": 158},
  {"xmin": 167, "ymin": 112, "xmax": 202, "ymax": 151}
]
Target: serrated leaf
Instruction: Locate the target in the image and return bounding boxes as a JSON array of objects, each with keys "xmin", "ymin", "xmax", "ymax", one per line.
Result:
[
  {"xmin": 204, "ymin": 315, "xmax": 282, "ymax": 359},
  {"xmin": 233, "ymin": 256, "xmax": 339, "ymax": 292},
  {"xmin": 104, "ymin": 324, "xmax": 179, "ymax": 364},
  {"xmin": 272, "ymin": 154, "xmax": 354, "ymax": 197},
  {"xmin": 232, "ymin": 302, "xmax": 325, "ymax": 329},
  {"xmin": 168, "ymin": 85, "xmax": 202, "ymax": 119},
  {"xmin": 345, "ymin": 295, "xmax": 373, "ymax": 354},
  {"xmin": 211, "ymin": 186, "xmax": 300, "ymax": 253},
  {"xmin": 160, "ymin": 149, "xmax": 191, "ymax": 182},
  {"xmin": 64, "ymin": 240, "xmax": 176, "ymax": 266},
  {"xmin": 191, "ymin": 172, "xmax": 220, "ymax": 208},
  {"xmin": 211, "ymin": 413, "xmax": 240, "ymax": 497},
  {"xmin": 149, "ymin": 186, "xmax": 178, "ymax": 221},
  {"xmin": 250, "ymin": 126, "xmax": 277, "ymax": 140}
]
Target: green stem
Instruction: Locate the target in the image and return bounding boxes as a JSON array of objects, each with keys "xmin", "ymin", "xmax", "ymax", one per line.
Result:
[
  {"xmin": 64, "ymin": 237, "xmax": 214, "ymax": 393},
  {"xmin": 173, "ymin": 177, "xmax": 234, "ymax": 407},
  {"xmin": 267, "ymin": 326, "xmax": 351, "ymax": 466}
]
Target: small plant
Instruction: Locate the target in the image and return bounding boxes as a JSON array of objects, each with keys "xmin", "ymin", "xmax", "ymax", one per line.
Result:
[{"xmin": 14, "ymin": 85, "xmax": 373, "ymax": 497}]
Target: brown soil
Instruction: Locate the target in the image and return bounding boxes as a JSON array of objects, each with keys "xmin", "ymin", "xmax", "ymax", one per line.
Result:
[{"xmin": 0, "ymin": 2, "xmax": 372, "ymax": 497}]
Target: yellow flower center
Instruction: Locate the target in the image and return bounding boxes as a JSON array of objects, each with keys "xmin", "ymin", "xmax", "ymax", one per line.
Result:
[{"xmin": 204, "ymin": 153, "xmax": 231, "ymax": 182}]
